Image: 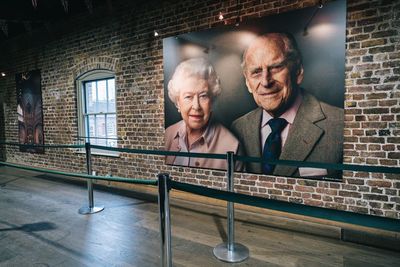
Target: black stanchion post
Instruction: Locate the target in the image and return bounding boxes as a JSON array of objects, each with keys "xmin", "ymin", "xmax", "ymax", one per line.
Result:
[
  {"xmin": 213, "ymin": 151, "xmax": 249, "ymax": 262},
  {"xmin": 227, "ymin": 151, "xmax": 235, "ymax": 251},
  {"xmin": 158, "ymin": 173, "xmax": 172, "ymax": 267},
  {"xmin": 78, "ymin": 142, "xmax": 104, "ymax": 214}
]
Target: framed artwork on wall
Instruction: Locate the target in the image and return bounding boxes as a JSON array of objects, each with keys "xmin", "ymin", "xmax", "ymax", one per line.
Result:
[
  {"xmin": 163, "ymin": 0, "xmax": 346, "ymax": 180},
  {"xmin": 16, "ymin": 69, "xmax": 45, "ymax": 153}
]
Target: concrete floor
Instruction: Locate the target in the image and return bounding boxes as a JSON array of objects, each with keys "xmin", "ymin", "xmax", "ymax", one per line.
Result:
[{"xmin": 0, "ymin": 166, "xmax": 399, "ymax": 267}]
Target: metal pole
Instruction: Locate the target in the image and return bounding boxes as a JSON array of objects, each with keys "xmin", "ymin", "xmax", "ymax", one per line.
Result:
[
  {"xmin": 86, "ymin": 142, "xmax": 94, "ymax": 208},
  {"xmin": 226, "ymin": 151, "xmax": 235, "ymax": 251},
  {"xmin": 158, "ymin": 173, "xmax": 172, "ymax": 267},
  {"xmin": 213, "ymin": 151, "xmax": 249, "ymax": 263},
  {"xmin": 78, "ymin": 142, "xmax": 104, "ymax": 214}
]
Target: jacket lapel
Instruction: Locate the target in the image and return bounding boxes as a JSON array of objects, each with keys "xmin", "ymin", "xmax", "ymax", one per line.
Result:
[
  {"xmin": 245, "ymin": 108, "xmax": 263, "ymax": 156},
  {"xmin": 273, "ymin": 92, "xmax": 325, "ymax": 177},
  {"xmin": 244, "ymin": 108, "xmax": 263, "ymax": 173}
]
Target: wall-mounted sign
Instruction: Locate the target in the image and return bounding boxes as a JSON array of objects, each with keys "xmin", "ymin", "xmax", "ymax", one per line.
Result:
[{"xmin": 163, "ymin": 0, "xmax": 346, "ymax": 179}]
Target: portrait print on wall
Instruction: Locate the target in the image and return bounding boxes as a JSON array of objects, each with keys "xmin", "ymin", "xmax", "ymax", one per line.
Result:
[
  {"xmin": 16, "ymin": 69, "xmax": 45, "ymax": 153},
  {"xmin": 163, "ymin": 1, "xmax": 346, "ymax": 180}
]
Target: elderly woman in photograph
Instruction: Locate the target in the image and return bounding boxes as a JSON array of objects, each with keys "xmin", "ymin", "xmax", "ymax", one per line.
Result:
[{"xmin": 165, "ymin": 57, "xmax": 241, "ymax": 170}]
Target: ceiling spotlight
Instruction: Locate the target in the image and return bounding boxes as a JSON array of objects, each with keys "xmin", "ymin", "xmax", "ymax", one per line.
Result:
[
  {"xmin": 318, "ymin": 0, "xmax": 323, "ymax": 8},
  {"xmin": 1, "ymin": 72, "xmax": 5, "ymax": 77},
  {"xmin": 218, "ymin": 12, "xmax": 224, "ymax": 20},
  {"xmin": 154, "ymin": 30, "xmax": 159, "ymax": 37}
]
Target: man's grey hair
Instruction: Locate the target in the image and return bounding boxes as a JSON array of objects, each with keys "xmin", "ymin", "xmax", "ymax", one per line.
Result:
[
  {"xmin": 168, "ymin": 58, "xmax": 221, "ymax": 105},
  {"xmin": 241, "ymin": 32, "xmax": 303, "ymax": 71}
]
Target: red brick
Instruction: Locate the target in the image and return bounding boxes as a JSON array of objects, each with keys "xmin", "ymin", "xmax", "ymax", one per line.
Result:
[
  {"xmin": 366, "ymin": 180, "xmax": 392, "ymax": 188},
  {"xmin": 295, "ymin": 186, "xmax": 314, "ymax": 193},
  {"xmin": 268, "ymin": 189, "xmax": 282, "ymax": 195},
  {"xmin": 388, "ymin": 152, "xmax": 400, "ymax": 159},
  {"xmin": 363, "ymin": 194, "xmax": 388, "ymax": 201},
  {"xmin": 316, "ymin": 188, "xmax": 338, "ymax": 196},
  {"xmin": 304, "ymin": 199, "xmax": 323, "ymax": 207},
  {"xmin": 325, "ymin": 203, "xmax": 347, "ymax": 211},
  {"xmin": 274, "ymin": 184, "xmax": 293, "ymax": 190},
  {"xmin": 361, "ymin": 39, "xmax": 386, "ymax": 47},
  {"xmin": 349, "ymin": 206, "xmax": 369, "ymax": 214},
  {"xmin": 345, "ymin": 178, "xmax": 365, "ymax": 185},
  {"xmin": 339, "ymin": 191, "xmax": 362, "ymax": 198}
]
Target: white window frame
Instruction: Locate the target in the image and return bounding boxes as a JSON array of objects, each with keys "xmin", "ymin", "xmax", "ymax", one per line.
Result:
[{"xmin": 76, "ymin": 69, "xmax": 119, "ymax": 156}]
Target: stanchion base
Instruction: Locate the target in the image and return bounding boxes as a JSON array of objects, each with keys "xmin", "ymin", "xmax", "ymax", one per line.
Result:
[
  {"xmin": 213, "ymin": 242, "xmax": 249, "ymax": 263},
  {"xmin": 78, "ymin": 206, "xmax": 104, "ymax": 215}
]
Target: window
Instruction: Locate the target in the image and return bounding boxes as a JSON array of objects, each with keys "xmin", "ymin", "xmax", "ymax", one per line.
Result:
[{"xmin": 77, "ymin": 70, "xmax": 118, "ymax": 155}]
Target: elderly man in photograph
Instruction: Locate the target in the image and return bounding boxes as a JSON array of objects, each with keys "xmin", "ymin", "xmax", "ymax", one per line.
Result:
[{"xmin": 231, "ymin": 32, "xmax": 343, "ymax": 178}]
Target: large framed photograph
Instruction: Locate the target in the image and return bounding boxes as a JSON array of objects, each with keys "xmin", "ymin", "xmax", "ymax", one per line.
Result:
[
  {"xmin": 163, "ymin": 1, "xmax": 346, "ymax": 179},
  {"xmin": 16, "ymin": 69, "xmax": 45, "ymax": 153}
]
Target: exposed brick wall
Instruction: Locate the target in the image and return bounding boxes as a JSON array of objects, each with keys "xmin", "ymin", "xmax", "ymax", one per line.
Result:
[{"xmin": 0, "ymin": 0, "xmax": 399, "ymax": 219}]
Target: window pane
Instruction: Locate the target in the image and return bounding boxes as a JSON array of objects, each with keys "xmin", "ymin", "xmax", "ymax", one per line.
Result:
[
  {"xmin": 85, "ymin": 82, "xmax": 96, "ymax": 113},
  {"xmin": 97, "ymin": 80, "xmax": 107, "ymax": 113},
  {"xmin": 107, "ymin": 114, "xmax": 117, "ymax": 147},
  {"xmin": 97, "ymin": 80, "xmax": 107, "ymax": 101},
  {"xmin": 108, "ymin": 79, "xmax": 116, "ymax": 112},
  {"xmin": 87, "ymin": 115, "xmax": 95, "ymax": 139},
  {"xmin": 96, "ymin": 115, "xmax": 106, "ymax": 146}
]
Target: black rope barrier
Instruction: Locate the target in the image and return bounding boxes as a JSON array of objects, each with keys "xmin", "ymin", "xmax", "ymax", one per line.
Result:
[
  {"xmin": 235, "ymin": 155, "xmax": 400, "ymax": 175},
  {"xmin": 90, "ymin": 144, "xmax": 227, "ymax": 159},
  {"xmin": 169, "ymin": 180, "xmax": 400, "ymax": 232},
  {"xmin": 90, "ymin": 144, "xmax": 400, "ymax": 175},
  {"xmin": 0, "ymin": 142, "xmax": 85, "ymax": 149},
  {"xmin": 0, "ymin": 161, "xmax": 158, "ymax": 186},
  {"xmin": 1, "ymin": 141, "xmax": 400, "ymax": 174},
  {"xmin": 75, "ymin": 136, "xmax": 121, "ymax": 140}
]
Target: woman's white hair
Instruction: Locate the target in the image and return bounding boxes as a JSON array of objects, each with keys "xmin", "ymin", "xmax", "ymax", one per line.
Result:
[{"xmin": 167, "ymin": 58, "xmax": 221, "ymax": 105}]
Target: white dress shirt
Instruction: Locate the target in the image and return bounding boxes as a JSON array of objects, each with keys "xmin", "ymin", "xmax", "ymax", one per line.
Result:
[{"xmin": 260, "ymin": 93, "xmax": 303, "ymax": 150}]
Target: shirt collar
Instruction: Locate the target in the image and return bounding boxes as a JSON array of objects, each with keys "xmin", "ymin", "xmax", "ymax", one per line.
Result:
[
  {"xmin": 175, "ymin": 120, "xmax": 215, "ymax": 148},
  {"xmin": 261, "ymin": 91, "xmax": 303, "ymax": 127}
]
